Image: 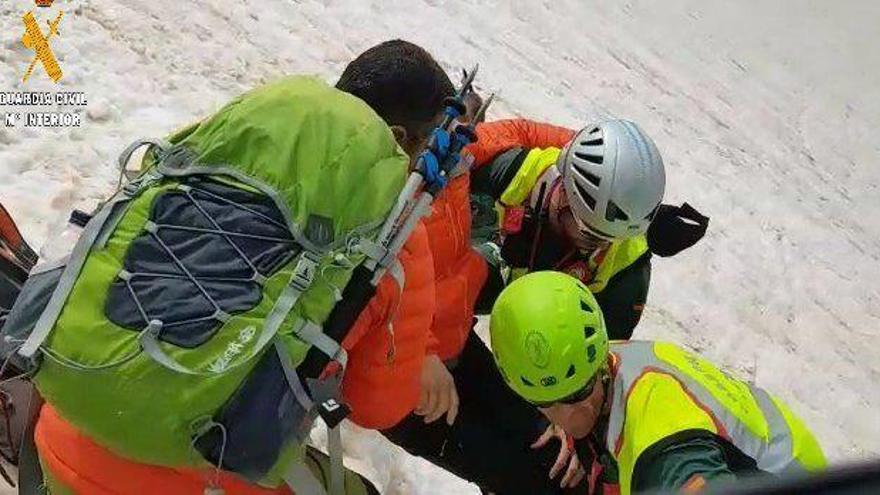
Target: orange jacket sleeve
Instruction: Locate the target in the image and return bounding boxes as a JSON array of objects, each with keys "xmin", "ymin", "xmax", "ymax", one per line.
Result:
[
  {"xmin": 465, "ymin": 119, "xmax": 576, "ymax": 169},
  {"xmin": 340, "ymin": 222, "xmax": 436, "ymax": 430}
]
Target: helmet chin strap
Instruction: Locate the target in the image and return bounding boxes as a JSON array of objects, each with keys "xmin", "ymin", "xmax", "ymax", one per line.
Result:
[
  {"xmin": 535, "ymin": 173, "xmax": 565, "ymax": 231},
  {"xmin": 530, "ymin": 166, "xmax": 562, "ymax": 211}
]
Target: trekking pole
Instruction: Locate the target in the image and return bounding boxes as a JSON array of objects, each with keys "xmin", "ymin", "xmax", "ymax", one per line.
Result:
[
  {"xmin": 367, "ymin": 65, "xmax": 480, "ymax": 272},
  {"xmin": 369, "ymin": 69, "xmax": 479, "ymax": 281}
]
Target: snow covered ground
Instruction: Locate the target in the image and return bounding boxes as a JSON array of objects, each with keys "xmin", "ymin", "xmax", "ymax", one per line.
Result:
[{"xmin": 1, "ymin": 0, "xmax": 878, "ymax": 493}]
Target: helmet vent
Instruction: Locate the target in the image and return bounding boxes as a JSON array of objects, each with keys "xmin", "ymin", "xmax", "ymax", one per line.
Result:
[
  {"xmin": 605, "ymin": 200, "xmax": 630, "ymax": 222},
  {"xmin": 573, "ymin": 181, "xmax": 597, "ymax": 211},
  {"xmin": 574, "ymin": 152, "xmax": 603, "ymax": 165},
  {"xmin": 578, "ymin": 169, "xmax": 602, "ymax": 187},
  {"xmin": 580, "ymin": 300, "xmax": 594, "ymax": 313},
  {"xmin": 585, "ymin": 326, "xmax": 596, "ymax": 338},
  {"xmin": 587, "ymin": 344, "xmax": 597, "ymax": 363},
  {"xmin": 521, "ymin": 376, "xmax": 535, "ymax": 387},
  {"xmin": 566, "ymin": 364, "xmax": 577, "ymax": 378},
  {"xmin": 580, "ymin": 137, "xmax": 604, "ymax": 147}
]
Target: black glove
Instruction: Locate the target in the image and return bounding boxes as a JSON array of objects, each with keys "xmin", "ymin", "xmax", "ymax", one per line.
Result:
[{"xmin": 647, "ymin": 203, "xmax": 709, "ymax": 257}]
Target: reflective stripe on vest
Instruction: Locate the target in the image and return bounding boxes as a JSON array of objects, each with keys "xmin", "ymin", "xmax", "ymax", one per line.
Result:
[
  {"xmin": 606, "ymin": 341, "xmax": 825, "ymax": 495},
  {"xmin": 499, "ymin": 147, "xmax": 561, "ymax": 207},
  {"xmin": 498, "ymin": 147, "xmax": 648, "ymax": 293}
]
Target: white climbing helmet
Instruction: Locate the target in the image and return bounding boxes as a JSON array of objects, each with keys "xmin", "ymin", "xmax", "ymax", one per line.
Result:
[{"xmin": 557, "ymin": 119, "xmax": 666, "ymax": 240}]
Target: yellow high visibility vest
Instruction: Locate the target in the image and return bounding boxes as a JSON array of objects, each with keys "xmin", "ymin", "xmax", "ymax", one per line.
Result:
[{"xmin": 606, "ymin": 341, "xmax": 826, "ymax": 494}]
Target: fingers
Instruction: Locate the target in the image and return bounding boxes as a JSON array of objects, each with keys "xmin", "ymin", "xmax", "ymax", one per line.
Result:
[
  {"xmin": 416, "ymin": 355, "xmax": 461, "ymax": 425},
  {"xmin": 414, "ymin": 387, "xmax": 429, "ymax": 416},
  {"xmin": 445, "ymin": 381, "xmax": 460, "ymax": 425},
  {"xmin": 560, "ymin": 454, "xmax": 585, "ymax": 488},
  {"xmin": 427, "ymin": 374, "xmax": 460, "ymax": 424},
  {"xmin": 571, "ymin": 466, "xmax": 587, "ymax": 488},
  {"xmin": 417, "ymin": 387, "xmax": 437, "ymax": 419},
  {"xmin": 531, "ymin": 424, "xmax": 555, "ymax": 449},
  {"xmin": 425, "ymin": 383, "xmax": 449, "ymax": 423},
  {"xmin": 424, "ymin": 388, "xmax": 439, "ymax": 420},
  {"xmin": 548, "ymin": 438, "xmax": 572, "ymax": 480}
]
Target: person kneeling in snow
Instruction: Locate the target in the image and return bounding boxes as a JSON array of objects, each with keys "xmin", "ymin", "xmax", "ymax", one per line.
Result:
[
  {"xmin": 489, "ymin": 271, "xmax": 826, "ymax": 494},
  {"xmin": 468, "ymin": 118, "xmax": 709, "ymax": 340}
]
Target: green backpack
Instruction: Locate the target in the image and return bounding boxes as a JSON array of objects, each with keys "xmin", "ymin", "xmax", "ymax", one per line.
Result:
[{"xmin": 4, "ymin": 76, "xmax": 410, "ymax": 491}]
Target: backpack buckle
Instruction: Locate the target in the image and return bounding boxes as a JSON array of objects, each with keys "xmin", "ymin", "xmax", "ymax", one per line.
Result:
[
  {"xmin": 307, "ymin": 375, "xmax": 350, "ymax": 428},
  {"xmin": 290, "ymin": 251, "xmax": 320, "ymax": 292}
]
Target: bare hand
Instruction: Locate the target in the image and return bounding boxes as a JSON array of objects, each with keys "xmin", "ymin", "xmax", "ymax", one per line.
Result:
[
  {"xmin": 415, "ymin": 354, "xmax": 460, "ymax": 425},
  {"xmin": 531, "ymin": 424, "xmax": 586, "ymax": 488}
]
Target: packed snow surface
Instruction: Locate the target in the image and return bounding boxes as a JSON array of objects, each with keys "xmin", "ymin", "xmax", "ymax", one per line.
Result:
[{"xmin": 1, "ymin": 0, "xmax": 878, "ymax": 493}]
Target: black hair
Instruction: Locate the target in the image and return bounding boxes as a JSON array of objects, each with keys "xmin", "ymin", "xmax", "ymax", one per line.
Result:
[{"xmin": 336, "ymin": 40, "xmax": 454, "ymax": 140}]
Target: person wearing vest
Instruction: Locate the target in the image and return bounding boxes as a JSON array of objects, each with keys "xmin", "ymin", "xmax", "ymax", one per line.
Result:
[
  {"xmin": 469, "ymin": 119, "xmax": 709, "ymax": 340},
  {"xmin": 490, "ymin": 271, "xmax": 827, "ymax": 494},
  {"xmin": 336, "ymin": 41, "xmax": 583, "ymax": 495}
]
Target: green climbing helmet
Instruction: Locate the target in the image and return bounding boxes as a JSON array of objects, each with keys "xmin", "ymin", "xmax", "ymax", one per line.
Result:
[{"xmin": 490, "ymin": 271, "xmax": 609, "ymax": 405}]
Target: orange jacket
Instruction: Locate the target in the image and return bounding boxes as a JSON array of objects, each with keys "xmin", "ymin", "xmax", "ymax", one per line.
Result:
[
  {"xmin": 423, "ymin": 172, "xmax": 487, "ymax": 360},
  {"xmin": 36, "ymin": 404, "xmax": 289, "ymax": 495},
  {"xmin": 35, "ymin": 223, "xmax": 436, "ymax": 494},
  {"xmin": 466, "ymin": 118, "xmax": 575, "ymax": 169},
  {"xmin": 420, "ymin": 119, "xmax": 575, "ymax": 361},
  {"xmin": 342, "ymin": 222, "xmax": 436, "ymax": 428}
]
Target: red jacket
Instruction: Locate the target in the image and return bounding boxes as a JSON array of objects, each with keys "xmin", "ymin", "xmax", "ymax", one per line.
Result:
[{"xmin": 35, "ymin": 223, "xmax": 436, "ymax": 494}]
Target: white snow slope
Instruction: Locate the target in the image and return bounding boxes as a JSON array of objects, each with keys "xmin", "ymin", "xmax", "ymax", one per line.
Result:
[{"xmin": 1, "ymin": 0, "xmax": 878, "ymax": 493}]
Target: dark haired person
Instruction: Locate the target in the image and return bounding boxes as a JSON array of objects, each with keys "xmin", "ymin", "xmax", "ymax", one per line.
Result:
[
  {"xmin": 337, "ymin": 40, "xmax": 587, "ymax": 494},
  {"xmin": 336, "ymin": 40, "xmax": 457, "ymax": 160}
]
